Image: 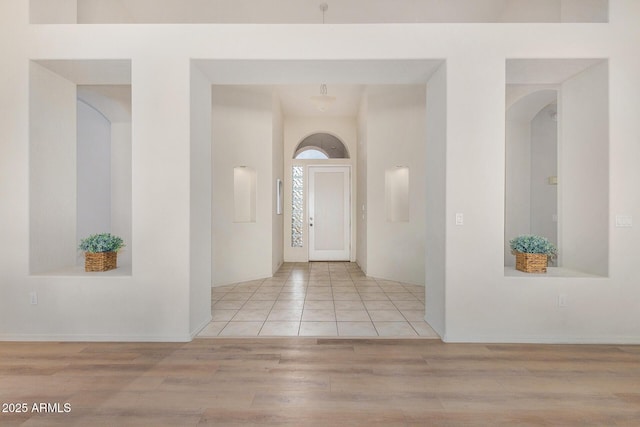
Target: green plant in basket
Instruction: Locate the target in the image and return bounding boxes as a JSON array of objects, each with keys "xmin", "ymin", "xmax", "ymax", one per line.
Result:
[
  {"xmin": 509, "ymin": 235, "xmax": 557, "ymax": 258},
  {"xmin": 79, "ymin": 233, "xmax": 125, "ymax": 253}
]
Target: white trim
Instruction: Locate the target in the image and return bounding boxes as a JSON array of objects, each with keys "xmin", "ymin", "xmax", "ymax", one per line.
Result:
[
  {"xmin": 0, "ymin": 334, "xmax": 194, "ymax": 342},
  {"xmin": 442, "ymin": 334, "xmax": 640, "ymax": 345}
]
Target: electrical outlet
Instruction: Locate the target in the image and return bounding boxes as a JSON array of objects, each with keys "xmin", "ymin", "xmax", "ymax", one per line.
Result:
[
  {"xmin": 455, "ymin": 213, "xmax": 464, "ymax": 226},
  {"xmin": 558, "ymin": 294, "xmax": 567, "ymax": 308},
  {"xmin": 30, "ymin": 291, "xmax": 38, "ymax": 305}
]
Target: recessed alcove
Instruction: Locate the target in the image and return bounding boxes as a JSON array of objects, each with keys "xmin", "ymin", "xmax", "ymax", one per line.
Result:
[
  {"xmin": 30, "ymin": 0, "xmax": 608, "ymax": 24},
  {"xmin": 233, "ymin": 166, "xmax": 257, "ymax": 223},
  {"xmin": 504, "ymin": 58, "xmax": 609, "ymax": 278},
  {"xmin": 29, "ymin": 59, "xmax": 132, "ymax": 276},
  {"xmin": 385, "ymin": 166, "xmax": 409, "ymax": 223}
]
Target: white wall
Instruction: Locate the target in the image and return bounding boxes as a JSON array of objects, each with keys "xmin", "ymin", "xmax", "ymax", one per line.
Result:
[
  {"xmin": 189, "ymin": 65, "xmax": 212, "ymax": 334},
  {"xmin": 76, "ymin": 100, "xmax": 111, "ymax": 265},
  {"xmin": 212, "ymin": 86, "xmax": 274, "ymax": 285},
  {"xmin": 504, "ymin": 120, "xmax": 531, "ymax": 266},
  {"xmin": 272, "ymin": 94, "xmax": 285, "ymax": 273},
  {"xmin": 356, "ymin": 93, "xmax": 368, "ymax": 273},
  {"xmin": 29, "ymin": 62, "xmax": 78, "ymax": 274},
  {"xmin": 110, "ymin": 121, "xmax": 132, "ymax": 267},
  {"xmin": 283, "ymin": 117, "xmax": 357, "ymax": 263},
  {"xmin": 365, "ymin": 85, "xmax": 427, "ymax": 285},
  {"xmin": 425, "ymin": 64, "xmax": 447, "ymax": 335},
  {"xmin": 530, "ymin": 105, "xmax": 558, "ymax": 247},
  {"xmin": 559, "ymin": 62, "xmax": 609, "ymax": 276},
  {"xmin": 3, "ymin": 0, "xmax": 640, "ymax": 344}
]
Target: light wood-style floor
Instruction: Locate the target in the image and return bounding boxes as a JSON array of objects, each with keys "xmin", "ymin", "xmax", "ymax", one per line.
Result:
[{"xmin": 1, "ymin": 339, "xmax": 639, "ymax": 426}]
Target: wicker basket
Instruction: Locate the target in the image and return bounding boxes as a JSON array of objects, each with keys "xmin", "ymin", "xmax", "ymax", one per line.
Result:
[
  {"xmin": 85, "ymin": 251, "xmax": 117, "ymax": 272},
  {"xmin": 515, "ymin": 252, "xmax": 548, "ymax": 273}
]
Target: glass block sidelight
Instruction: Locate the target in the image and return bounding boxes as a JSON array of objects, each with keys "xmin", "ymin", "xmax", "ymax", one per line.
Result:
[{"xmin": 291, "ymin": 166, "xmax": 304, "ymax": 248}]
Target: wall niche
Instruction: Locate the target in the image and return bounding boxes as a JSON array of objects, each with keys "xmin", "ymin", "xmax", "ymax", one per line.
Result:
[
  {"xmin": 505, "ymin": 58, "xmax": 609, "ymax": 277},
  {"xmin": 29, "ymin": 59, "xmax": 132, "ymax": 275}
]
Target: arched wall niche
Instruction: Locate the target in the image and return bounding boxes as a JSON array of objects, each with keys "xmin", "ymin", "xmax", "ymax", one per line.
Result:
[{"xmin": 505, "ymin": 89, "xmax": 559, "ymax": 267}]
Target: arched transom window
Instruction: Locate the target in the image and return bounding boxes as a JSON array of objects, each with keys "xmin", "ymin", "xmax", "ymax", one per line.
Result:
[{"xmin": 293, "ymin": 133, "xmax": 349, "ymax": 159}]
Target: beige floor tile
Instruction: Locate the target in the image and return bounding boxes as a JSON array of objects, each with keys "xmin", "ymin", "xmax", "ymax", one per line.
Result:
[
  {"xmin": 332, "ymin": 293, "xmax": 362, "ymax": 301},
  {"xmin": 281, "ymin": 284, "xmax": 307, "ymax": 292},
  {"xmin": 367, "ymin": 310, "xmax": 406, "ymax": 321},
  {"xmin": 364, "ymin": 300, "xmax": 397, "ymax": 310},
  {"xmin": 299, "ymin": 321, "xmax": 337, "ymax": 336},
  {"xmin": 307, "ymin": 281, "xmax": 331, "ymax": 287},
  {"xmin": 386, "ymin": 292, "xmax": 419, "ymax": 301},
  {"xmin": 392, "ymin": 300, "xmax": 425, "ymax": 310},
  {"xmin": 335, "ymin": 310, "xmax": 371, "ymax": 321},
  {"xmin": 305, "ymin": 293, "xmax": 334, "ymax": 301},
  {"xmin": 242, "ymin": 300, "xmax": 276, "ymax": 310},
  {"xmin": 334, "ymin": 300, "xmax": 366, "ymax": 310},
  {"xmin": 232, "ymin": 309, "xmax": 271, "ymax": 321},
  {"xmin": 219, "ymin": 322, "xmax": 264, "ymax": 337},
  {"xmin": 272, "ymin": 300, "xmax": 304, "ymax": 310},
  {"xmin": 374, "ymin": 321, "xmax": 418, "ymax": 337},
  {"xmin": 198, "ymin": 322, "xmax": 227, "ymax": 337},
  {"xmin": 359, "ymin": 293, "xmax": 390, "ymax": 301},
  {"xmin": 267, "ymin": 309, "xmax": 303, "ymax": 321},
  {"xmin": 403, "ymin": 284, "xmax": 425, "ymax": 292},
  {"xmin": 331, "ymin": 286, "xmax": 357, "ymax": 292},
  {"xmin": 212, "ymin": 309, "xmax": 238, "ymax": 321},
  {"xmin": 331, "ymin": 280, "xmax": 355, "ymax": 287},
  {"xmin": 213, "ymin": 300, "xmax": 246, "ymax": 310},
  {"xmin": 378, "ymin": 284, "xmax": 407, "ymax": 292},
  {"xmin": 221, "ymin": 292, "xmax": 254, "ymax": 301},
  {"xmin": 303, "ymin": 300, "xmax": 334, "ymax": 310},
  {"xmin": 259, "ymin": 321, "xmax": 300, "ymax": 336},
  {"xmin": 337, "ymin": 321, "xmax": 378, "ymax": 337},
  {"xmin": 410, "ymin": 321, "xmax": 440, "ymax": 338},
  {"xmin": 301, "ymin": 309, "xmax": 336, "ymax": 321},
  {"xmin": 277, "ymin": 294, "xmax": 306, "ymax": 301},
  {"xmin": 400, "ymin": 310, "xmax": 426, "ymax": 322},
  {"xmin": 250, "ymin": 292, "xmax": 280, "ymax": 301},
  {"xmin": 258, "ymin": 285, "xmax": 284, "ymax": 292},
  {"xmin": 355, "ymin": 284, "xmax": 382, "ymax": 291},
  {"xmin": 210, "ymin": 263, "xmax": 434, "ymax": 339}
]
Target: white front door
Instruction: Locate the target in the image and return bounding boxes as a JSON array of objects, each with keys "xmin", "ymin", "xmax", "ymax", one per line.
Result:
[{"xmin": 308, "ymin": 166, "xmax": 350, "ymax": 261}]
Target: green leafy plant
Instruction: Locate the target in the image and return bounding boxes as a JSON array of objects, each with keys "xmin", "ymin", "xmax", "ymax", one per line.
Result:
[
  {"xmin": 79, "ymin": 233, "xmax": 125, "ymax": 253},
  {"xmin": 509, "ymin": 235, "xmax": 557, "ymax": 257}
]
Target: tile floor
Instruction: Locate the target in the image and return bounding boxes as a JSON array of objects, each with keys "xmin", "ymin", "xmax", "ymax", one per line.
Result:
[{"xmin": 199, "ymin": 262, "xmax": 440, "ymax": 338}]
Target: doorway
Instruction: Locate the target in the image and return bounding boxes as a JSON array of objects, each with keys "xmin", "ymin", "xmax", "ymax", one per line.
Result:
[{"xmin": 308, "ymin": 165, "xmax": 351, "ymax": 261}]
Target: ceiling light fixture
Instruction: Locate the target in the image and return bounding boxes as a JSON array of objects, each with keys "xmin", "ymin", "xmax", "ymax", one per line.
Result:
[
  {"xmin": 319, "ymin": 3, "xmax": 328, "ymax": 24},
  {"xmin": 309, "ymin": 4, "xmax": 335, "ymax": 113},
  {"xmin": 310, "ymin": 83, "xmax": 336, "ymax": 112}
]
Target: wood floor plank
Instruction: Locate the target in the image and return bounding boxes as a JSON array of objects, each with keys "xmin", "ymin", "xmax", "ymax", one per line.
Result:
[{"xmin": 0, "ymin": 339, "xmax": 639, "ymax": 426}]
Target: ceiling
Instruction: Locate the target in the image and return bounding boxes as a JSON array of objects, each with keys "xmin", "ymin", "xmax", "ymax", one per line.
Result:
[
  {"xmin": 277, "ymin": 84, "xmax": 363, "ymax": 117},
  {"xmin": 200, "ymin": 59, "xmax": 442, "ymax": 117}
]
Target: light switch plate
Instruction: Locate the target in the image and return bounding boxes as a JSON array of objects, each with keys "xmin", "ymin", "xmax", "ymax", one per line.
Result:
[
  {"xmin": 455, "ymin": 213, "xmax": 464, "ymax": 226},
  {"xmin": 615, "ymin": 215, "xmax": 633, "ymax": 228}
]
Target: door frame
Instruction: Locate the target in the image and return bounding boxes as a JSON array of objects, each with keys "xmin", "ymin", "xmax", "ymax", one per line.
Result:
[{"xmin": 308, "ymin": 165, "xmax": 351, "ymax": 261}]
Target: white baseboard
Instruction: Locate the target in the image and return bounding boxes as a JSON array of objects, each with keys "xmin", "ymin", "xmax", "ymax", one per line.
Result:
[
  {"xmin": 442, "ymin": 334, "xmax": 640, "ymax": 345},
  {"xmin": 0, "ymin": 333, "xmax": 193, "ymax": 342}
]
